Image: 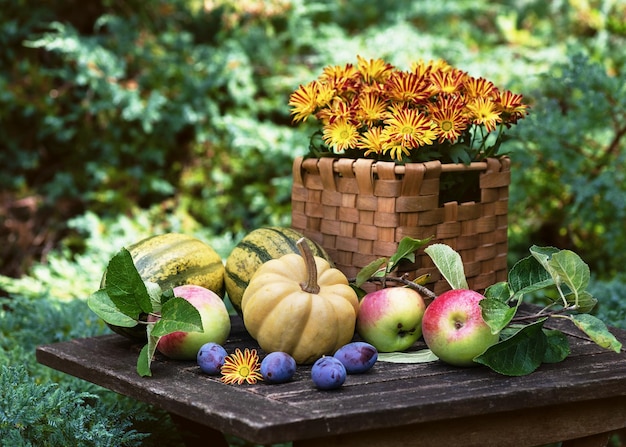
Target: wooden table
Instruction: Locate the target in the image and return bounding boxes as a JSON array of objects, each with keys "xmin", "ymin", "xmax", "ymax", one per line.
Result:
[{"xmin": 36, "ymin": 306, "xmax": 626, "ymax": 447}]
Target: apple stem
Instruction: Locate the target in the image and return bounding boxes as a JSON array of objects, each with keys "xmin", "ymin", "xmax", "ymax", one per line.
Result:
[{"xmin": 296, "ymin": 238, "xmax": 321, "ymax": 294}]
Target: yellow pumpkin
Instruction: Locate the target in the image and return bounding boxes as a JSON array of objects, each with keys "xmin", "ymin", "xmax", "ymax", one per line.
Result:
[{"xmin": 241, "ymin": 238, "xmax": 359, "ymax": 364}]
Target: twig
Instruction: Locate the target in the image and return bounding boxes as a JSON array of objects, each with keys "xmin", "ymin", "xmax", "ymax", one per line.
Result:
[{"xmin": 349, "ymin": 275, "xmax": 438, "ymax": 300}]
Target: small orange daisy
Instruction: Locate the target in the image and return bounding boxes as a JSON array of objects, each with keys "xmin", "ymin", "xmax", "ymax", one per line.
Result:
[{"xmin": 221, "ymin": 348, "xmax": 263, "ymax": 385}]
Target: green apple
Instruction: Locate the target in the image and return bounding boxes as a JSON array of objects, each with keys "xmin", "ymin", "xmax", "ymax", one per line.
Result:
[
  {"xmin": 422, "ymin": 289, "xmax": 499, "ymax": 367},
  {"xmin": 356, "ymin": 287, "xmax": 426, "ymax": 352}
]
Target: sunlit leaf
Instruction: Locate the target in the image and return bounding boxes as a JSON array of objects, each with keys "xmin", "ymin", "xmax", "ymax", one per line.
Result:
[
  {"xmin": 548, "ymin": 250, "xmax": 590, "ymax": 304},
  {"xmin": 563, "ymin": 291, "xmax": 597, "ymax": 313},
  {"xmin": 377, "ymin": 349, "xmax": 438, "ymax": 363},
  {"xmin": 137, "ymin": 325, "xmax": 160, "ymax": 377},
  {"xmin": 571, "ymin": 314, "xmax": 622, "ymax": 353},
  {"xmin": 355, "ymin": 257, "xmax": 387, "ymax": 287},
  {"xmin": 388, "ymin": 237, "xmax": 432, "ymax": 272},
  {"xmin": 424, "ymin": 243, "xmax": 468, "ymax": 290},
  {"xmin": 529, "ymin": 245, "xmax": 560, "ymax": 270},
  {"xmin": 87, "ymin": 289, "xmax": 137, "ymax": 327}
]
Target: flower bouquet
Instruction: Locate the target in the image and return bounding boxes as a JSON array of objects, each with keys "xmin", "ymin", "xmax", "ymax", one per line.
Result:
[{"xmin": 289, "ymin": 55, "xmax": 527, "ymax": 164}]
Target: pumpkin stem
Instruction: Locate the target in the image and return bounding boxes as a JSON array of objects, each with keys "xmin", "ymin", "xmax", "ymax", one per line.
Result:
[{"xmin": 296, "ymin": 238, "xmax": 321, "ymax": 294}]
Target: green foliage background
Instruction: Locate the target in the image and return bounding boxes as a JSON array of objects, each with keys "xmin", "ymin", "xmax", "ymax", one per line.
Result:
[{"xmin": 1, "ymin": 0, "xmax": 625, "ymax": 445}]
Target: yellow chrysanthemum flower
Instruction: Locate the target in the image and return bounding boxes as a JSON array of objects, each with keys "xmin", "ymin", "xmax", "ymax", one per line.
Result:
[
  {"xmin": 322, "ymin": 119, "xmax": 360, "ymax": 153},
  {"xmin": 358, "ymin": 126, "xmax": 385, "ymax": 157},
  {"xmin": 357, "ymin": 55, "xmax": 394, "ymax": 84},
  {"xmin": 221, "ymin": 348, "xmax": 263, "ymax": 385}
]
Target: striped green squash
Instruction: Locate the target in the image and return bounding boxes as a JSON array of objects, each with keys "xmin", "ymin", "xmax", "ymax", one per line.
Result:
[
  {"xmin": 102, "ymin": 233, "xmax": 225, "ymax": 340},
  {"xmin": 224, "ymin": 227, "xmax": 333, "ymax": 315}
]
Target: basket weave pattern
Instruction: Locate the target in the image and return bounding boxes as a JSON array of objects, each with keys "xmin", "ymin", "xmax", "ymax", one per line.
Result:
[{"xmin": 291, "ymin": 156, "xmax": 510, "ymax": 295}]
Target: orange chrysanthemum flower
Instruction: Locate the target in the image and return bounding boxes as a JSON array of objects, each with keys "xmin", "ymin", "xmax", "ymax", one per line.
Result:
[
  {"xmin": 383, "ymin": 108, "xmax": 437, "ymax": 151},
  {"xmin": 464, "ymin": 76, "xmax": 497, "ymax": 99},
  {"xmin": 497, "ymin": 89, "xmax": 529, "ymax": 124},
  {"xmin": 430, "ymin": 68, "xmax": 467, "ymax": 95},
  {"xmin": 356, "ymin": 92, "xmax": 388, "ymax": 126},
  {"xmin": 317, "ymin": 97, "xmax": 354, "ymax": 126},
  {"xmin": 466, "ymin": 97, "xmax": 502, "ymax": 132},
  {"xmin": 221, "ymin": 348, "xmax": 263, "ymax": 385},
  {"xmin": 288, "ymin": 81, "xmax": 319, "ymax": 123},
  {"xmin": 322, "ymin": 119, "xmax": 360, "ymax": 153},
  {"xmin": 319, "ymin": 63, "xmax": 360, "ymax": 94},
  {"xmin": 385, "ymin": 71, "xmax": 432, "ymax": 104},
  {"xmin": 430, "ymin": 96, "xmax": 469, "ymax": 143}
]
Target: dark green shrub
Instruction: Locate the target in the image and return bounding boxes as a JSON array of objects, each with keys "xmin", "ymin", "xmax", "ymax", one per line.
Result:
[
  {"xmin": 507, "ymin": 52, "xmax": 626, "ymax": 278},
  {"xmin": 0, "ymin": 365, "xmax": 146, "ymax": 447}
]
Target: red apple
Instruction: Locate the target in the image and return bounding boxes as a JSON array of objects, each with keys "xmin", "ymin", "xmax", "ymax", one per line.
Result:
[
  {"xmin": 153, "ymin": 284, "xmax": 231, "ymax": 360},
  {"xmin": 422, "ymin": 289, "xmax": 499, "ymax": 367},
  {"xmin": 356, "ymin": 287, "xmax": 426, "ymax": 352}
]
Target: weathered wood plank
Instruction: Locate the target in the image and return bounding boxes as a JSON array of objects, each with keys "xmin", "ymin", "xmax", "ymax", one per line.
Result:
[
  {"xmin": 294, "ymin": 396, "xmax": 626, "ymax": 447},
  {"xmin": 36, "ymin": 306, "xmax": 626, "ymax": 446}
]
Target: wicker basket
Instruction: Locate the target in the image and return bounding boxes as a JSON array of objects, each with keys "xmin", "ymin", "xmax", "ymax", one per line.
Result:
[{"xmin": 290, "ymin": 156, "xmax": 510, "ymax": 295}]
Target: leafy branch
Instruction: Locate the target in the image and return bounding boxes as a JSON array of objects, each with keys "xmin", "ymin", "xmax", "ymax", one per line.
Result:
[
  {"xmin": 353, "ymin": 239, "xmax": 623, "ymax": 376},
  {"xmin": 87, "ymin": 248, "xmax": 203, "ymax": 377},
  {"xmin": 350, "ymin": 236, "xmax": 436, "ymax": 300}
]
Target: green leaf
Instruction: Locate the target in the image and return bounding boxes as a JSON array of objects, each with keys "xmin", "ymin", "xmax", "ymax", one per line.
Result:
[
  {"xmin": 388, "ymin": 237, "xmax": 432, "ymax": 272},
  {"xmin": 137, "ymin": 345, "xmax": 152, "ymax": 377},
  {"xmin": 508, "ymin": 255, "xmax": 554, "ymax": 299},
  {"xmin": 104, "ymin": 248, "xmax": 153, "ymax": 318},
  {"xmin": 542, "ymin": 329, "xmax": 570, "ymax": 363},
  {"xmin": 571, "ymin": 314, "xmax": 623, "ymax": 353},
  {"xmin": 480, "ymin": 298, "xmax": 517, "ymax": 334},
  {"xmin": 87, "ymin": 289, "xmax": 138, "ymax": 327},
  {"xmin": 484, "ymin": 281, "xmax": 512, "ymax": 302},
  {"xmin": 145, "ymin": 281, "xmax": 163, "ymax": 314},
  {"xmin": 548, "ymin": 250, "xmax": 591, "ymax": 306},
  {"xmin": 423, "ymin": 243, "xmax": 468, "ymax": 290},
  {"xmin": 150, "ymin": 297, "xmax": 203, "ymax": 337},
  {"xmin": 137, "ymin": 325, "xmax": 160, "ymax": 377},
  {"xmin": 563, "ymin": 290, "xmax": 597, "ymax": 313},
  {"xmin": 529, "ymin": 245, "xmax": 560, "ymax": 270},
  {"xmin": 474, "ymin": 319, "xmax": 548, "ymax": 376},
  {"xmin": 355, "ymin": 257, "xmax": 387, "ymax": 287},
  {"xmin": 377, "ymin": 349, "xmax": 439, "ymax": 363}
]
